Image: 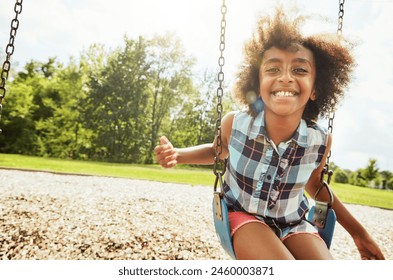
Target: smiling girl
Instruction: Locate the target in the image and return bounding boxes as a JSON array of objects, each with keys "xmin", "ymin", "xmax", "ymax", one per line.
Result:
[{"xmin": 154, "ymin": 8, "xmax": 385, "ymax": 260}]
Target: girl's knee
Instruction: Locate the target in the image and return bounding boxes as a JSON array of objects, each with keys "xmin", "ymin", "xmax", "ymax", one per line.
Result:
[{"xmin": 283, "ymin": 233, "xmax": 333, "ymax": 260}]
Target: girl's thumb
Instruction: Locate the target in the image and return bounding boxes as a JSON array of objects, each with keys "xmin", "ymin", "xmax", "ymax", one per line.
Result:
[{"xmin": 160, "ymin": 136, "xmax": 170, "ymax": 145}]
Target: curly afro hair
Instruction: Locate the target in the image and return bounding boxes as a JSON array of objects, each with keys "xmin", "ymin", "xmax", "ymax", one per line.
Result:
[{"xmin": 233, "ymin": 7, "xmax": 355, "ymax": 123}]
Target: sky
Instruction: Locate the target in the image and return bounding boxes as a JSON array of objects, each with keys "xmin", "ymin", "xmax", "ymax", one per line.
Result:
[{"xmin": 1, "ymin": 0, "xmax": 392, "ymax": 172}]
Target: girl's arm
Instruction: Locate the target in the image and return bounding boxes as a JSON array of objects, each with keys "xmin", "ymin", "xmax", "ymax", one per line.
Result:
[
  {"xmin": 305, "ymin": 134, "xmax": 385, "ymax": 260},
  {"xmin": 154, "ymin": 111, "xmax": 235, "ymax": 168}
]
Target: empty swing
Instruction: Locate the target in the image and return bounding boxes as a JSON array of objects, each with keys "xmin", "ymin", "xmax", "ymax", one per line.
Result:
[{"xmin": 212, "ymin": 0, "xmax": 346, "ymax": 259}]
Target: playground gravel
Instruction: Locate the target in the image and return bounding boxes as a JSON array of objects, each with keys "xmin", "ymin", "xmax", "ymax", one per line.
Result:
[{"xmin": 0, "ymin": 169, "xmax": 392, "ymax": 260}]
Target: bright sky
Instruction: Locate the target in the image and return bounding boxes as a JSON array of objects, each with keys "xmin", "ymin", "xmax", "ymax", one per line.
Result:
[{"xmin": 1, "ymin": 0, "xmax": 392, "ymax": 172}]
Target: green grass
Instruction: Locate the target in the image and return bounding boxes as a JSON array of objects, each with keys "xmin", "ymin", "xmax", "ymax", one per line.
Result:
[
  {"xmin": 0, "ymin": 153, "xmax": 215, "ymax": 186},
  {"xmin": 1, "ymin": 153, "xmax": 392, "ymax": 210},
  {"xmin": 329, "ymin": 183, "xmax": 393, "ymax": 210}
]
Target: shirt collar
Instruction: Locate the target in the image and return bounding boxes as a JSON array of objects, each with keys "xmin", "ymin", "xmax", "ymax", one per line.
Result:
[{"xmin": 248, "ymin": 111, "xmax": 309, "ymax": 148}]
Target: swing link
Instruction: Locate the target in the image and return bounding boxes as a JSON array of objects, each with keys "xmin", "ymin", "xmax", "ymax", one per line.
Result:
[
  {"xmin": 325, "ymin": 110, "xmax": 335, "ymax": 169},
  {"xmin": 0, "ymin": 0, "xmax": 23, "ymax": 131},
  {"xmin": 337, "ymin": 0, "xmax": 345, "ymax": 39},
  {"xmin": 213, "ymin": 0, "xmax": 227, "ymax": 176}
]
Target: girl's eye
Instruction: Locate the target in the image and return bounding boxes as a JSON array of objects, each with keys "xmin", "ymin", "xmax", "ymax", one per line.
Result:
[
  {"xmin": 293, "ymin": 67, "xmax": 308, "ymax": 73},
  {"xmin": 266, "ymin": 67, "xmax": 279, "ymax": 73}
]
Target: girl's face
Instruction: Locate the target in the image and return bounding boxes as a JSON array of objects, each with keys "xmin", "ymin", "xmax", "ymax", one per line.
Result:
[{"xmin": 259, "ymin": 46, "xmax": 316, "ymax": 120}]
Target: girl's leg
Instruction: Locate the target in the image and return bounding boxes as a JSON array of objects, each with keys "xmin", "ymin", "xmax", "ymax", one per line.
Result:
[
  {"xmin": 232, "ymin": 222, "xmax": 295, "ymax": 260},
  {"xmin": 283, "ymin": 233, "xmax": 333, "ymax": 260}
]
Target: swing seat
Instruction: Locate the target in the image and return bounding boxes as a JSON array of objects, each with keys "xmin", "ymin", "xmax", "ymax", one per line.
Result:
[
  {"xmin": 213, "ymin": 192, "xmax": 236, "ymax": 259},
  {"xmin": 213, "ymin": 196, "xmax": 336, "ymax": 259},
  {"xmin": 212, "ymin": 167, "xmax": 336, "ymax": 258},
  {"xmin": 308, "ymin": 203, "xmax": 336, "ymax": 249}
]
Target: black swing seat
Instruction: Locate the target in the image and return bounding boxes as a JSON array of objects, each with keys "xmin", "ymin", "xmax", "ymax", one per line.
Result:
[{"xmin": 213, "ymin": 178, "xmax": 336, "ymax": 259}]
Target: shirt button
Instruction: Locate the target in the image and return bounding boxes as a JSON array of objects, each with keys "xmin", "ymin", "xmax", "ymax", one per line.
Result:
[{"xmin": 266, "ymin": 174, "xmax": 272, "ymax": 180}]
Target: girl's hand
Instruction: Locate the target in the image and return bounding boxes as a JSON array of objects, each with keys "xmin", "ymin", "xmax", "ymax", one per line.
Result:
[
  {"xmin": 154, "ymin": 136, "xmax": 178, "ymax": 168},
  {"xmin": 353, "ymin": 232, "xmax": 385, "ymax": 260}
]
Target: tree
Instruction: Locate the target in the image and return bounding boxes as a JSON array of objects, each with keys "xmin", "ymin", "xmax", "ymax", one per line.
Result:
[
  {"xmin": 348, "ymin": 168, "xmax": 368, "ymax": 187},
  {"xmin": 82, "ymin": 36, "xmax": 151, "ymax": 162},
  {"xmin": 144, "ymin": 33, "xmax": 197, "ymax": 163},
  {"xmin": 0, "ymin": 59, "xmax": 57, "ymax": 155},
  {"xmin": 1, "ymin": 55, "xmax": 97, "ymax": 159},
  {"xmin": 37, "ymin": 59, "xmax": 88, "ymax": 158},
  {"xmin": 380, "ymin": 170, "xmax": 393, "ymax": 190},
  {"xmin": 362, "ymin": 158, "xmax": 380, "ymax": 187},
  {"xmin": 0, "ymin": 76, "xmax": 38, "ymax": 154},
  {"xmin": 1, "ymin": 33, "xmax": 236, "ymax": 164},
  {"xmin": 166, "ymin": 69, "xmax": 234, "ymax": 150}
]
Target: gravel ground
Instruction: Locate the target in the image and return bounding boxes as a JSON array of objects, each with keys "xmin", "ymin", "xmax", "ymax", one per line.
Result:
[{"xmin": 0, "ymin": 169, "xmax": 392, "ymax": 260}]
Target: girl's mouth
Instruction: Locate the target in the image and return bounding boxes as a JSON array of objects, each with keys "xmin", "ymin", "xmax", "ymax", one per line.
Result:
[{"xmin": 272, "ymin": 91, "xmax": 297, "ymax": 97}]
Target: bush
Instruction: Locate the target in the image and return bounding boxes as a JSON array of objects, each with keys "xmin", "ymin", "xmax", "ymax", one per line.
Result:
[
  {"xmin": 333, "ymin": 168, "xmax": 349, "ymax": 184},
  {"xmin": 387, "ymin": 178, "xmax": 393, "ymax": 190}
]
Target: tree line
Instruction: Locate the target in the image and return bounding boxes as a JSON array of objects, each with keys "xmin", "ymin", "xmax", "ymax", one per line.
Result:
[
  {"xmin": 0, "ymin": 34, "xmax": 233, "ymax": 164},
  {"xmin": 332, "ymin": 159, "xmax": 393, "ymax": 190},
  {"xmin": 0, "ymin": 33, "xmax": 391, "ymax": 189}
]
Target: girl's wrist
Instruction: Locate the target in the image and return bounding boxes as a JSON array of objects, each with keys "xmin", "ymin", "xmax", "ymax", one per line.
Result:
[
  {"xmin": 347, "ymin": 223, "xmax": 368, "ymax": 240},
  {"xmin": 174, "ymin": 148, "xmax": 183, "ymax": 164}
]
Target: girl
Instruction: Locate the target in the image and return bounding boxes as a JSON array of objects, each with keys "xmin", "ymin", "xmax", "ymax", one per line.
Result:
[{"xmin": 154, "ymin": 8, "xmax": 385, "ymax": 260}]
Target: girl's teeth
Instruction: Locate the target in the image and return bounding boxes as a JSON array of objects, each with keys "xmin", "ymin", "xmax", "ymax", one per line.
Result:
[{"xmin": 274, "ymin": 91, "xmax": 295, "ymax": 97}]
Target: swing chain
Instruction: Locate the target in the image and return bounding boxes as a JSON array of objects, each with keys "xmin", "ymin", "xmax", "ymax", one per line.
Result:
[
  {"xmin": 324, "ymin": 111, "xmax": 335, "ymax": 181},
  {"xmin": 318, "ymin": 111, "xmax": 336, "ymax": 204},
  {"xmin": 320, "ymin": 0, "xmax": 345, "ymax": 190},
  {"xmin": 0, "ymin": 0, "xmax": 23, "ymax": 131},
  {"xmin": 337, "ymin": 0, "xmax": 345, "ymax": 39},
  {"xmin": 213, "ymin": 0, "xmax": 227, "ymax": 176}
]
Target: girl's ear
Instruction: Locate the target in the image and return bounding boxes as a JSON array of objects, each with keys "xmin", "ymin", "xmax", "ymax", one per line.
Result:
[{"xmin": 310, "ymin": 88, "xmax": 317, "ymax": 101}]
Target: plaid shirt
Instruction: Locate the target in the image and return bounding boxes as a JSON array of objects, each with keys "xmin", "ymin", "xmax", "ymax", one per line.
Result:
[{"xmin": 223, "ymin": 110, "xmax": 328, "ymax": 226}]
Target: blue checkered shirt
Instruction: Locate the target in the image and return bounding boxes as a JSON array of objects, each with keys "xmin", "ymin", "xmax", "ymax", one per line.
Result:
[{"xmin": 223, "ymin": 110, "xmax": 328, "ymax": 227}]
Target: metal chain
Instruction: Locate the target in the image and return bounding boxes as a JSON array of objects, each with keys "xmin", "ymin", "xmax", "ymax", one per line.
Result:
[
  {"xmin": 213, "ymin": 0, "xmax": 227, "ymax": 176},
  {"xmin": 0, "ymin": 0, "xmax": 23, "ymax": 132},
  {"xmin": 337, "ymin": 0, "xmax": 345, "ymax": 39},
  {"xmin": 322, "ymin": 0, "xmax": 345, "ymax": 184}
]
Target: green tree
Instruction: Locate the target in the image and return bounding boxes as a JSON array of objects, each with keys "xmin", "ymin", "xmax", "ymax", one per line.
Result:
[
  {"xmin": 362, "ymin": 158, "xmax": 379, "ymax": 187},
  {"xmin": 82, "ymin": 36, "xmax": 152, "ymax": 162},
  {"xmin": 23, "ymin": 58, "xmax": 89, "ymax": 159},
  {"xmin": 0, "ymin": 59, "xmax": 55, "ymax": 155},
  {"xmin": 387, "ymin": 178, "xmax": 393, "ymax": 190},
  {"xmin": 144, "ymin": 33, "xmax": 197, "ymax": 163},
  {"xmin": 36, "ymin": 59, "xmax": 88, "ymax": 158},
  {"xmin": 1, "ymin": 57, "xmax": 93, "ymax": 159},
  {"xmin": 380, "ymin": 170, "xmax": 393, "ymax": 190},
  {"xmin": 0, "ymin": 77, "xmax": 38, "ymax": 154},
  {"xmin": 166, "ymin": 69, "xmax": 232, "ymax": 149},
  {"xmin": 1, "ymin": 33, "xmax": 236, "ymax": 164},
  {"xmin": 348, "ymin": 168, "xmax": 368, "ymax": 187}
]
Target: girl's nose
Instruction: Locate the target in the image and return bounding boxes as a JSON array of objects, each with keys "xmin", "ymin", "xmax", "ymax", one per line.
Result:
[{"xmin": 278, "ymin": 70, "xmax": 294, "ymax": 83}]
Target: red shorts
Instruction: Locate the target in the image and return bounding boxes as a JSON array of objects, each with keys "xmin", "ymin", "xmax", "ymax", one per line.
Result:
[{"xmin": 228, "ymin": 211, "xmax": 323, "ymax": 242}]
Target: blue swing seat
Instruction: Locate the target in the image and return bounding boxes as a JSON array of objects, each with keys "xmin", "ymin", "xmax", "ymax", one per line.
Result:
[
  {"xmin": 308, "ymin": 202, "xmax": 336, "ymax": 249},
  {"xmin": 212, "ymin": 171, "xmax": 236, "ymax": 259},
  {"xmin": 213, "ymin": 192, "xmax": 236, "ymax": 259},
  {"xmin": 213, "ymin": 191, "xmax": 336, "ymax": 259}
]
